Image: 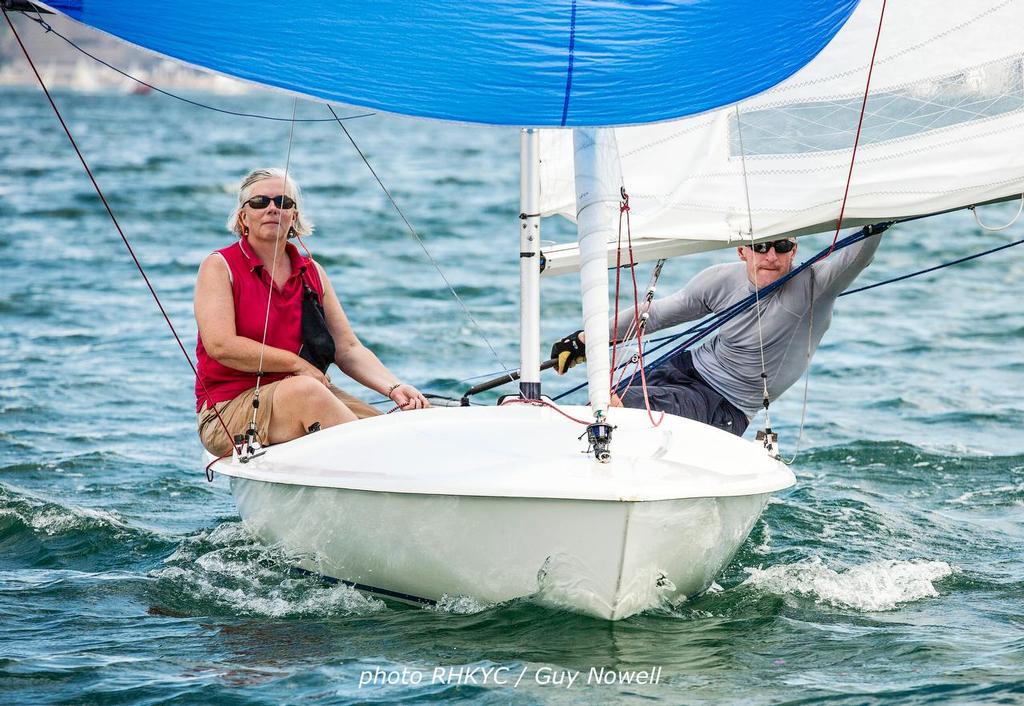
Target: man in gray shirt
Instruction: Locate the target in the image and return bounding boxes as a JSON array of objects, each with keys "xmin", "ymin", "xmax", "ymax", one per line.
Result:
[{"xmin": 551, "ymin": 233, "xmax": 883, "ymax": 435}]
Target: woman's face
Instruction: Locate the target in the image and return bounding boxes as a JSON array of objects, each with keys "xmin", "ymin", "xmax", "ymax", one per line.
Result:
[{"xmin": 238, "ymin": 177, "xmax": 297, "ymax": 242}]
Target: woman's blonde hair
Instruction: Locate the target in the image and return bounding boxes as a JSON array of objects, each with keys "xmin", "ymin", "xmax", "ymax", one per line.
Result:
[{"xmin": 225, "ymin": 167, "xmax": 314, "ymax": 238}]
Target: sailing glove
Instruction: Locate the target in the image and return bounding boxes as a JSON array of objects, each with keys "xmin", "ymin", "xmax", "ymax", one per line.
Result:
[{"xmin": 550, "ymin": 330, "xmax": 586, "ymax": 375}]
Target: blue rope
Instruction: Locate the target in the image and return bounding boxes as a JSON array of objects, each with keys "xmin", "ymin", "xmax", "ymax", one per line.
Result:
[
  {"xmin": 840, "ymin": 235, "xmax": 1024, "ymax": 297},
  {"xmin": 553, "ymin": 223, "xmax": 1024, "ymax": 402},
  {"xmin": 552, "ymin": 223, "xmax": 886, "ymax": 402}
]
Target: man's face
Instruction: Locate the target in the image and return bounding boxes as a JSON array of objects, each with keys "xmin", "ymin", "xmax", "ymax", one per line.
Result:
[{"xmin": 737, "ymin": 240, "xmax": 797, "ymax": 288}]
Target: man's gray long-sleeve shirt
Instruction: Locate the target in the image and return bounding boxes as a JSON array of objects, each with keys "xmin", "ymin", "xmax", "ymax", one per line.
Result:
[{"xmin": 612, "ymin": 235, "xmax": 882, "ymax": 418}]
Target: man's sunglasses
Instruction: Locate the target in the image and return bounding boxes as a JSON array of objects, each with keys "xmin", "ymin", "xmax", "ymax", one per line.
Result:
[
  {"xmin": 245, "ymin": 194, "xmax": 296, "ymax": 210},
  {"xmin": 748, "ymin": 239, "xmax": 796, "ymax": 254}
]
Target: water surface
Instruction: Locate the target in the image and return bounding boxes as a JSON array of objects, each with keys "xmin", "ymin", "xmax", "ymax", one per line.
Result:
[{"xmin": 1, "ymin": 85, "xmax": 1022, "ymax": 704}]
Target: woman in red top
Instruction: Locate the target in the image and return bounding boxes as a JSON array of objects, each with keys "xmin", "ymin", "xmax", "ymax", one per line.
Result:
[{"xmin": 194, "ymin": 168, "xmax": 429, "ymax": 455}]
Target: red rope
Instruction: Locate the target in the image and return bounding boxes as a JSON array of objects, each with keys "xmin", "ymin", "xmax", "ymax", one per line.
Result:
[
  {"xmin": 500, "ymin": 396, "xmax": 591, "ymax": 425},
  {"xmin": 4, "ymin": 8, "xmax": 238, "ymax": 463},
  {"xmin": 609, "ymin": 192, "xmax": 628, "ymax": 382},
  {"xmin": 604, "ymin": 190, "xmax": 663, "ymax": 427},
  {"xmin": 205, "ymin": 452, "xmax": 231, "ymax": 482},
  {"xmin": 621, "ymin": 203, "xmax": 663, "ymax": 427},
  {"xmin": 826, "ymin": 0, "xmax": 887, "ymax": 258}
]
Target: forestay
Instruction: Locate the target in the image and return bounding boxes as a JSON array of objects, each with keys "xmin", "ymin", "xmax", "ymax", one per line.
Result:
[
  {"xmin": 36, "ymin": 0, "xmax": 855, "ymax": 127},
  {"xmin": 538, "ymin": 0, "xmax": 1024, "ymax": 270}
]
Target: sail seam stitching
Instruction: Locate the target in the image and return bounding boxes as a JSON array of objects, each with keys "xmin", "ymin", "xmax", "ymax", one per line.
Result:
[{"xmin": 762, "ymin": 0, "xmax": 1014, "ymax": 93}]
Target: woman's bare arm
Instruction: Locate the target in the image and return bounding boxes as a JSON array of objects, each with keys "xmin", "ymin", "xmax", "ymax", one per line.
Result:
[{"xmin": 316, "ymin": 263, "xmax": 428, "ymax": 408}]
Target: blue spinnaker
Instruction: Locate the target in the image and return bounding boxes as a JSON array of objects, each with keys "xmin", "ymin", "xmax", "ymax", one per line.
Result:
[{"xmin": 39, "ymin": 0, "xmax": 858, "ymax": 126}]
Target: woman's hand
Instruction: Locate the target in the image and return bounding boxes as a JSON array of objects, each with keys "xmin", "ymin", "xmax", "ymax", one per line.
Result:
[
  {"xmin": 388, "ymin": 383, "xmax": 430, "ymax": 411},
  {"xmin": 293, "ymin": 359, "xmax": 332, "ymax": 387}
]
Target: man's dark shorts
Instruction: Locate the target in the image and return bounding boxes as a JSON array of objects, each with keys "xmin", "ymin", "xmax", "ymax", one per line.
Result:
[{"xmin": 619, "ymin": 351, "xmax": 749, "ymax": 436}]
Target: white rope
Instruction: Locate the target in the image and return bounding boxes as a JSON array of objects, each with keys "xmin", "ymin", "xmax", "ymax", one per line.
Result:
[
  {"xmin": 326, "ymin": 105, "xmax": 512, "ymax": 377},
  {"xmin": 734, "ymin": 105, "xmax": 774, "ymax": 429},
  {"xmin": 614, "ymin": 258, "xmax": 666, "ymax": 394},
  {"xmin": 970, "ymin": 195, "xmax": 1024, "ymax": 232},
  {"xmin": 250, "ymin": 98, "xmax": 300, "ymax": 433},
  {"xmin": 783, "ymin": 274, "xmax": 814, "ymax": 465},
  {"xmin": 617, "ymin": 258, "xmax": 665, "ymax": 352}
]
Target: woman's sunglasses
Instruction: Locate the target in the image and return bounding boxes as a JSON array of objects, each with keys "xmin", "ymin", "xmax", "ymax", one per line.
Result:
[
  {"xmin": 245, "ymin": 194, "xmax": 296, "ymax": 210},
  {"xmin": 749, "ymin": 239, "xmax": 796, "ymax": 254}
]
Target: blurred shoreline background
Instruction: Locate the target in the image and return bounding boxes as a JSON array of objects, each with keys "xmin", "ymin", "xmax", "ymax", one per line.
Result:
[{"xmin": 1, "ymin": 12, "xmax": 249, "ymax": 94}]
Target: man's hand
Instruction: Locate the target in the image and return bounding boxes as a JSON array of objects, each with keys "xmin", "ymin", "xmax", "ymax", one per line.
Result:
[{"xmin": 550, "ymin": 330, "xmax": 586, "ymax": 375}]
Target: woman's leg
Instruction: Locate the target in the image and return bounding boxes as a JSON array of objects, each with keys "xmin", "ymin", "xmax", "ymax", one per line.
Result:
[
  {"xmin": 268, "ymin": 376, "xmax": 357, "ymax": 444},
  {"xmin": 330, "ymin": 385, "xmax": 382, "ymax": 419}
]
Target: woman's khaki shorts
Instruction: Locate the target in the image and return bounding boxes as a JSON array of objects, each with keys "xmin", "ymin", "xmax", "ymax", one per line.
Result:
[{"xmin": 197, "ymin": 381, "xmax": 381, "ymax": 456}]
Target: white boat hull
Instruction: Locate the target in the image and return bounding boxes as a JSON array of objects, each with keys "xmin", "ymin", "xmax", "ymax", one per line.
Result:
[
  {"xmin": 231, "ymin": 476, "xmax": 768, "ymax": 619},
  {"xmin": 211, "ymin": 405, "xmax": 794, "ymax": 620}
]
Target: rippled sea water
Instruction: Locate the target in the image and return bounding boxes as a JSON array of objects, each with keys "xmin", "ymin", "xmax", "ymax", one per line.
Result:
[{"xmin": 1, "ymin": 81, "xmax": 1023, "ymax": 705}]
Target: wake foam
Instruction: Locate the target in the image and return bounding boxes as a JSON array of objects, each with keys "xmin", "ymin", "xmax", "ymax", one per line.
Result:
[
  {"xmin": 432, "ymin": 593, "xmax": 494, "ymax": 614},
  {"xmin": 743, "ymin": 557, "xmax": 953, "ymax": 611},
  {"xmin": 152, "ymin": 522, "xmax": 384, "ymax": 618}
]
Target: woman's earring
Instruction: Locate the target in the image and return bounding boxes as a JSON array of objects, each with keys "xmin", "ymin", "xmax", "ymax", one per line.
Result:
[{"xmin": 242, "ymin": 225, "xmax": 249, "ymax": 237}]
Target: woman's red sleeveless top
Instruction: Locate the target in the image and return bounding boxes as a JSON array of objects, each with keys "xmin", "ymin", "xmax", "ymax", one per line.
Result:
[{"xmin": 194, "ymin": 238, "xmax": 324, "ymax": 412}]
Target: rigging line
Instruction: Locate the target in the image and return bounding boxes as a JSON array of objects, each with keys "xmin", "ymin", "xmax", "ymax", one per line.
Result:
[
  {"xmin": 622, "ymin": 202, "xmax": 664, "ymax": 427},
  {"xmin": 20, "ymin": 14, "xmax": 375, "ymax": 124},
  {"xmin": 641, "ymin": 228, "xmax": 882, "ymax": 372},
  {"xmin": 609, "ymin": 195, "xmax": 626, "ymax": 381},
  {"xmin": 456, "ymin": 369, "xmax": 516, "ymax": 384},
  {"xmin": 735, "ymin": 106, "xmax": 756, "ymax": 240},
  {"xmin": 500, "ymin": 396, "xmax": 591, "ymax": 426},
  {"xmin": 608, "ymin": 193, "xmax": 645, "ymax": 409},
  {"xmin": 559, "ymin": 229, "xmax": 1022, "ymax": 404},
  {"xmin": 609, "ymin": 202, "xmax": 638, "ymax": 391},
  {"xmin": 841, "ymin": 235, "xmax": 1024, "ymax": 297},
  {"xmin": 204, "ymin": 452, "xmax": 231, "ymax": 482},
  {"xmin": 250, "ymin": 98, "xmax": 300, "ymax": 433},
  {"xmin": 553, "ymin": 207, "xmax": 1012, "ymax": 403},
  {"xmin": 783, "ymin": 274, "xmax": 814, "ymax": 465},
  {"xmin": 614, "ymin": 257, "xmax": 666, "ymax": 391},
  {"xmin": 617, "ymin": 258, "xmax": 666, "ymax": 393},
  {"xmin": 2, "ymin": 7, "xmax": 238, "ymax": 450},
  {"xmin": 325, "ymin": 103, "xmax": 512, "ymax": 375},
  {"xmin": 735, "ymin": 104, "xmax": 773, "ymax": 427},
  {"xmin": 609, "ymin": 190, "xmax": 646, "ymax": 391},
  {"xmin": 618, "ymin": 258, "xmax": 665, "ymax": 343},
  {"xmin": 637, "ymin": 208, "xmax": 980, "ymax": 349},
  {"xmin": 971, "ymin": 195, "xmax": 1023, "ymax": 232},
  {"xmin": 551, "ymin": 227, "xmax": 880, "ymax": 402},
  {"xmin": 826, "ymin": 0, "xmax": 887, "ymax": 258}
]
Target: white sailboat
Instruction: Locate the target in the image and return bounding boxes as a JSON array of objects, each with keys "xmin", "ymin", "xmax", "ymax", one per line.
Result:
[
  {"xmin": 16, "ymin": 0, "xmax": 1024, "ymax": 619},
  {"xmin": 220, "ymin": 405, "xmax": 792, "ymax": 618},
  {"xmin": 207, "ymin": 124, "xmax": 796, "ymax": 619}
]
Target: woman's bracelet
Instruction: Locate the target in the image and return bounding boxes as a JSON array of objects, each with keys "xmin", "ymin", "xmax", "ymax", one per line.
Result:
[{"xmin": 386, "ymin": 382, "xmax": 403, "ymax": 400}]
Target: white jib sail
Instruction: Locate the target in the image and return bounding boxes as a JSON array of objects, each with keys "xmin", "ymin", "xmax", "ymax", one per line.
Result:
[{"xmin": 539, "ymin": 0, "xmax": 1024, "ymax": 273}]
